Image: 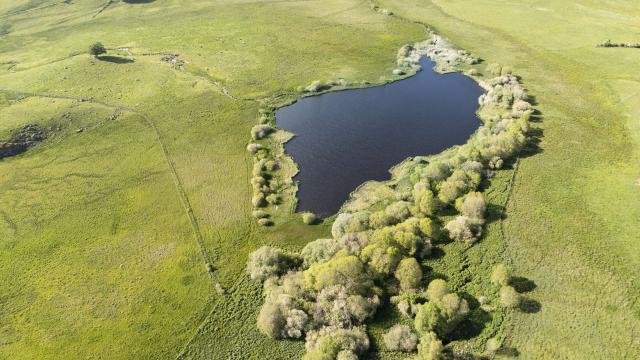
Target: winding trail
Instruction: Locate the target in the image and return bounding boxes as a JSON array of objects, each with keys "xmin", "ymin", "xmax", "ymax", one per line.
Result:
[{"xmin": 0, "ymin": 87, "xmax": 218, "ymax": 287}]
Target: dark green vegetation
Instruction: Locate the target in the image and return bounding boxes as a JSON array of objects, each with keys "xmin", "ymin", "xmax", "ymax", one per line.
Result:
[{"xmin": 0, "ymin": 0, "xmax": 638, "ymax": 359}]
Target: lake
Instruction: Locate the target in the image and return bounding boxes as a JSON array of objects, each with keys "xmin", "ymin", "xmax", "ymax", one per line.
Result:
[{"xmin": 276, "ymin": 58, "xmax": 483, "ymax": 217}]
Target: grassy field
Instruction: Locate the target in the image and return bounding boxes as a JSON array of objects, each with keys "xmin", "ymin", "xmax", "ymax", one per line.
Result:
[{"xmin": 1, "ymin": 0, "xmax": 638, "ymax": 359}]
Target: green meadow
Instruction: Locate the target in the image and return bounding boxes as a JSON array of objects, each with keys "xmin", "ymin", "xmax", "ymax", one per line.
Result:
[{"xmin": 1, "ymin": 0, "xmax": 638, "ymax": 359}]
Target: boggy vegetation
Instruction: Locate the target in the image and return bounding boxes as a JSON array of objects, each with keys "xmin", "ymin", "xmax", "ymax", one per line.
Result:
[{"xmin": 246, "ymin": 30, "xmax": 535, "ymax": 359}]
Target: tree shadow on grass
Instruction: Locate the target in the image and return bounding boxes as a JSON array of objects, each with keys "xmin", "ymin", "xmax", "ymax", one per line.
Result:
[
  {"xmin": 519, "ymin": 127, "xmax": 544, "ymax": 158},
  {"xmin": 496, "ymin": 347, "xmax": 521, "ymax": 357},
  {"xmin": 123, "ymin": 0, "xmax": 156, "ymax": 3},
  {"xmin": 447, "ymin": 292, "xmax": 490, "ymax": 342},
  {"xmin": 97, "ymin": 55, "xmax": 134, "ymax": 64},
  {"xmin": 510, "ymin": 276, "xmax": 537, "ymax": 293},
  {"xmin": 519, "ymin": 298, "xmax": 542, "ymax": 314}
]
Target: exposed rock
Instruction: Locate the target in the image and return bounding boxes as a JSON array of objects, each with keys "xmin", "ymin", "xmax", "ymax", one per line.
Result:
[{"xmin": 0, "ymin": 124, "xmax": 48, "ymax": 159}]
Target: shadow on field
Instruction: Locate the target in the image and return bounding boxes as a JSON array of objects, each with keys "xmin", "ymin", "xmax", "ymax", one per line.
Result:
[
  {"xmin": 123, "ymin": 0, "xmax": 156, "ymax": 3},
  {"xmin": 520, "ymin": 299, "xmax": 542, "ymax": 314},
  {"xmin": 520, "ymin": 126, "xmax": 544, "ymax": 158},
  {"xmin": 496, "ymin": 347, "xmax": 521, "ymax": 357},
  {"xmin": 447, "ymin": 292, "xmax": 491, "ymax": 342},
  {"xmin": 97, "ymin": 55, "xmax": 135, "ymax": 64},
  {"xmin": 510, "ymin": 276, "xmax": 537, "ymax": 293},
  {"xmin": 486, "ymin": 202, "xmax": 505, "ymax": 224}
]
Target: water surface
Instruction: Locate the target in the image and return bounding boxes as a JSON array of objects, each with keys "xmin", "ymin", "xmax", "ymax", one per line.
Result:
[{"xmin": 277, "ymin": 58, "xmax": 483, "ymax": 217}]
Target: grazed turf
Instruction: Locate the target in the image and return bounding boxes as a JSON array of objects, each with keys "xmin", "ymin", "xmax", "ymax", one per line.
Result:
[{"xmin": 2, "ymin": 0, "xmax": 638, "ymax": 358}]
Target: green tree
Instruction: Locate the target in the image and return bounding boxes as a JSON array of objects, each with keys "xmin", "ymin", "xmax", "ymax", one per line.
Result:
[
  {"xmin": 394, "ymin": 257, "xmax": 423, "ymax": 292},
  {"xmin": 415, "ymin": 332, "xmax": 443, "ymax": 360},
  {"xmin": 89, "ymin": 42, "xmax": 106, "ymax": 57}
]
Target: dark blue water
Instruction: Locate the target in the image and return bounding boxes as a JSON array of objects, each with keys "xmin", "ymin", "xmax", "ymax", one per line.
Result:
[{"xmin": 277, "ymin": 58, "xmax": 483, "ymax": 217}]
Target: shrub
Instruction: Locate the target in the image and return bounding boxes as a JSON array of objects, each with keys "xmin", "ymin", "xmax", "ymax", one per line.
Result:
[
  {"xmin": 414, "ymin": 293, "xmax": 469, "ymax": 337},
  {"xmin": 437, "ymin": 178, "xmax": 464, "ymax": 205},
  {"xmin": 458, "ymin": 192, "xmax": 487, "ymax": 224},
  {"xmin": 332, "ymin": 212, "xmax": 370, "ymax": 238},
  {"xmin": 257, "ymin": 218, "xmax": 273, "ymax": 227},
  {"xmin": 252, "ymin": 193, "xmax": 266, "ymax": 207},
  {"xmin": 339, "ymin": 232, "xmax": 369, "ymax": 252},
  {"xmin": 257, "ymin": 302, "xmax": 285, "ymax": 339},
  {"xmin": 359, "ymin": 242, "xmax": 402, "ymax": 279},
  {"xmin": 251, "ymin": 124, "xmax": 273, "ymax": 140},
  {"xmin": 246, "ymin": 143, "xmax": 262, "ymax": 153},
  {"xmin": 301, "ymin": 238, "xmax": 342, "ymax": 267},
  {"xmin": 266, "ymin": 193, "xmax": 280, "ymax": 205},
  {"xmin": 414, "ymin": 188, "xmax": 438, "ymax": 216},
  {"xmin": 247, "ymin": 246, "xmax": 300, "ymax": 282},
  {"xmin": 385, "ymin": 201, "xmax": 412, "ymax": 224},
  {"xmin": 302, "ymin": 212, "xmax": 318, "ymax": 225},
  {"xmin": 304, "ymin": 255, "xmax": 373, "ymax": 295},
  {"xmin": 252, "ymin": 210, "xmax": 269, "ymax": 219},
  {"xmin": 513, "ymin": 99, "xmax": 532, "ymax": 112},
  {"xmin": 445, "ymin": 216, "xmax": 481, "ymax": 243},
  {"xmin": 426, "ymin": 279, "xmax": 449, "ymax": 301},
  {"xmin": 423, "ymin": 161, "xmax": 450, "ymax": 183},
  {"xmin": 465, "ymin": 68, "xmax": 479, "ymax": 76},
  {"xmin": 264, "ymin": 160, "xmax": 278, "ymax": 171},
  {"xmin": 418, "ymin": 218, "xmax": 441, "ymax": 241},
  {"xmin": 89, "ymin": 42, "xmax": 106, "ymax": 57},
  {"xmin": 313, "ymin": 285, "xmax": 379, "ymax": 327},
  {"xmin": 489, "ymin": 156, "xmax": 504, "ymax": 170},
  {"xmin": 304, "ymin": 80, "xmax": 328, "ymax": 93},
  {"xmin": 499, "ymin": 285, "xmax": 521, "ymax": 309},
  {"xmin": 390, "ymin": 292, "xmax": 425, "ymax": 318},
  {"xmin": 486, "ymin": 63, "xmax": 502, "ymax": 76},
  {"xmin": 383, "ymin": 325, "xmax": 418, "ymax": 352},
  {"xmin": 304, "ymin": 327, "xmax": 370, "ymax": 360},
  {"xmin": 253, "ymin": 159, "xmax": 266, "ymax": 176},
  {"xmin": 486, "ymin": 337, "xmax": 501, "ymax": 353},
  {"xmin": 490, "ymin": 263, "xmax": 510, "ymax": 286},
  {"xmin": 394, "ymin": 257, "xmax": 423, "ymax": 292},
  {"xmin": 369, "ymin": 210, "xmax": 394, "ymax": 229},
  {"xmin": 281, "ymin": 309, "xmax": 308, "ymax": 339},
  {"xmin": 415, "ymin": 332, "xmax": 443, "ymax": 360},
  {"xmin": 251, "ymin": 177, "xmax": 266, "ymax": 189}
]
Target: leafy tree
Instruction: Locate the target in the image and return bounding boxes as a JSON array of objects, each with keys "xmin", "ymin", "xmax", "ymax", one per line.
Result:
[
  {"xmin": 418, "ymin": 218, "xmax": 441, "ymax": 241},
  {"xmin": 414, "ymin": 293, "xmax": 469, "ymax": 337},
  {"xmin": 425, "ymin": 279, "xmax": 449, "ymax": 301},
  {"xmin": 499, "ymin": 285, "xmax": 521, "ymax": 309},
  {"xmin": 394, "ymin": 257, "xmax": 423, "ymax": 292},
  {"xmin": 490, "ymin": 263, "xmax": 511, "ymax": 286},
  {"xmin": 247, "ymin": 246, "xmax": 300, "ymax": 282},
  {"xmin": 304, "ymin": 327, "xmax": 370, "ymax": 360},
  {"xmin": 257, "ymin": 302, "xmax": 285, "ymax": 339},
  {"xmin": 415, "ymin": 332, "xmax": 443, "ymax": 360},
  {"xmin": 445, "ymin": 216, "xmax": 481, "ymax": 243},
  {"xmin": 458, "ymin": 192, "xmax": 487, "ymax": 224},
  {"xmin": 304, "ymin": 255, "xmax": 373, "ymax": 295},
  {"xmin": 415, "ymin": 188, "xmax": 439, "ymax": 216},
  {"xmin": 300, "ymin": 238, "xmax": 342, "ymax": 267},
  {"xmin": 383, "ymin": 325, "xmax": 418, "ymax": 352},
  {"xmin": 302, "ymin": 212, "xmax": 318, "ymax": 225},
  {"xmin": 89, "ymin": 42, "xmax": 106, "ymax": 57}
]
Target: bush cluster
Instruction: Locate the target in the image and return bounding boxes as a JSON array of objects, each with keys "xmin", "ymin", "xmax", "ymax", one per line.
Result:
[
  {"xmin": 246, "ymin": 34, "xmax": 533, "ymax": 358},
  {"xmin": 246, "ymin": 110, "xmax": 285, "ymax": 225}
]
